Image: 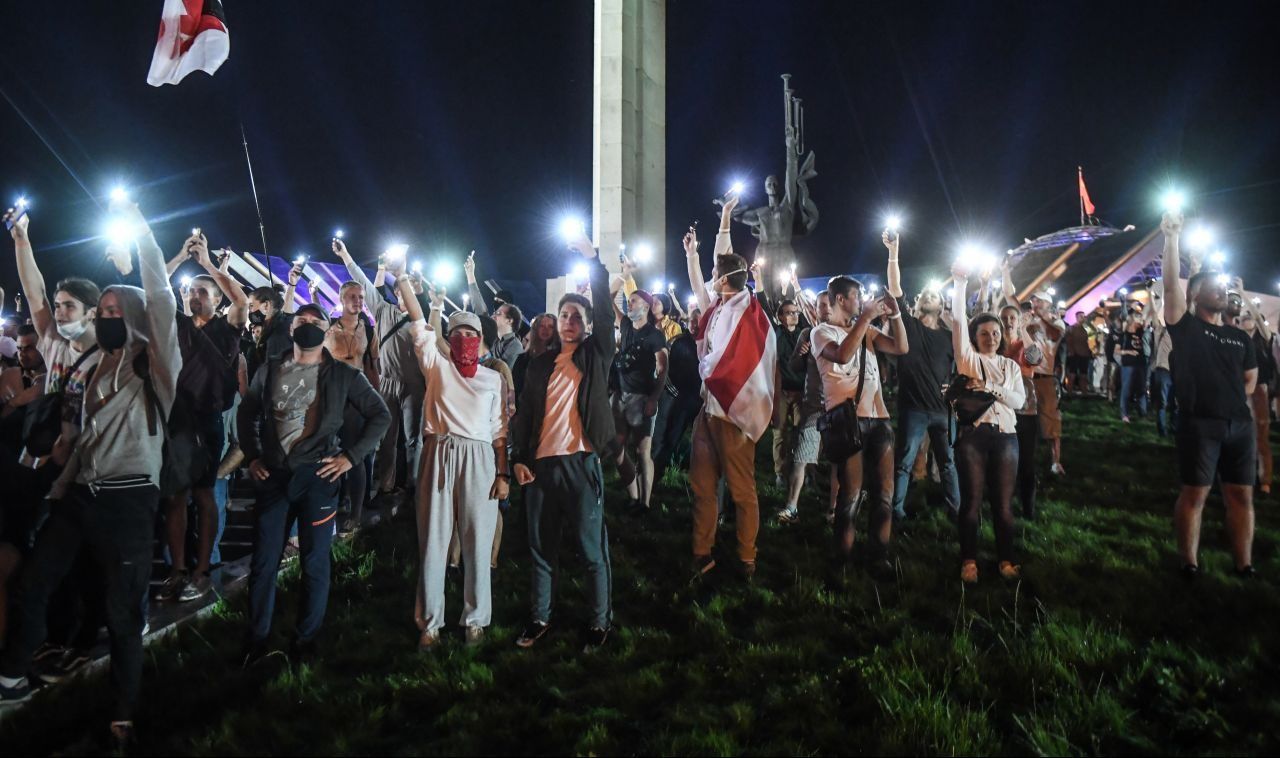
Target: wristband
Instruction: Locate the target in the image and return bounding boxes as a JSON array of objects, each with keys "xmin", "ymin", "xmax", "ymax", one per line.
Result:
[{"xmin": 889, "ymin": 313, "xmax": 903, "ymax": 320}]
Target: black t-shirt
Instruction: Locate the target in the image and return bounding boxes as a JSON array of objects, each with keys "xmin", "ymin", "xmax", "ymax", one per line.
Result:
[
  {"xmin": 776, "ymin": 324, "xmax": 807, "ymax": 393},
  {"xmin": 616, "ymin": 320, "xmax": 667, "ymax": 395},
  {"xmin": 895, "ymin": 297, "xmax": 953, "ymax": 413},
  {"xmin": 1167, "ymin": 315, "xmax": 1257, "ymax": 421},
  {"xmin": 668, "ymin": 333, "xmax": 702, "ymax": 397},
  {"xmin": 1119, "ymin": 328, "xmax": 1146, "ymax": 367}
]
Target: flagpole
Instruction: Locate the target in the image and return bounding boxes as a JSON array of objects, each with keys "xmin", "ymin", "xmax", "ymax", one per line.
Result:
[
  {"xmin": 1078, "ymin": 166, "xmax": 1085, "ymax": 227},
  {"xmin": 241, "ymin": 122, "xmax": 269, "ymax": 257}
]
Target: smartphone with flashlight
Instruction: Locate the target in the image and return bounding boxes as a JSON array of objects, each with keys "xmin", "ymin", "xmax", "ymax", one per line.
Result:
[{"xmin": 5, "ymin": 206, "xmax": 28, "ymax": 231}]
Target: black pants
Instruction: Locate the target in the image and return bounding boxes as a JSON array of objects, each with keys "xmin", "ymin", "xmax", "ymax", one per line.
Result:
[
  {"xmin": 1014, "ymin": 413, "xmax": 1038, "ymax": 519},
  {"xmin": 954, "ymin": 425, "xmax": 1018, "ymax": 564},
  {"xmin": 652, "ymin": 389, "xmax": 703, "ymax": 481},
  {"xmin": 833, "ymin": 418, "xmax": 895, "ymax": 560},
  {"xmin": 340, "ymin": 404, "xmax": 370, "ymax": 524},
  {"xmin": 1, "ymin": 484, "xmax": 157, "ymax": 721},
  {"xmin": 247, "ymin": 462, "xmax": 339, "ymax": 644}
]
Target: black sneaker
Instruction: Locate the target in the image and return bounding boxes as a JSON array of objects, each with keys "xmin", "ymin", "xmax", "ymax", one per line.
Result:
[
  {"xmin": 35, "ymin": 648, "xmax": 91, "ymax": 685},
  {"xmin": 739, "ymin": 560, "xmax": 757, "ymax": 582},
  {"xmin": 1180, "ymin": 563, "xmax": 1200, "ymax": 581},
  {"xmin": 515, "ymin": 620, "xmax": 551, "ymax": 649},
  {"xmin": 582, "ymin": 626, "xmax": 610, "ymax": 651},
  {"xmin": 31, "ymin": 642, "xmax": 66, "ymax": 664},
  {"xmin": 0, "ymin": 676, "xmax": 33, "ymax": 706},
  {"xmin": 1234, "ymin": 565, "xmax": 1257, "ymax": 579},
  {"xmin": 289, "ymin": 638, "xmax": 318, "ymax": 666}
]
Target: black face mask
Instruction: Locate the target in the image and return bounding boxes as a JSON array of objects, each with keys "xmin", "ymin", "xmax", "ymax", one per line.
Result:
[
  {"xmin": 248, "ymin": 310, "xmax": 267, "ymax": 326},
  {"xmin": 96, "ymin": 317, "xmax": 128, "ymax": 352},
  {"xmin": 291, "ymin": 322, "xmax": 326, "ymax": 350}
]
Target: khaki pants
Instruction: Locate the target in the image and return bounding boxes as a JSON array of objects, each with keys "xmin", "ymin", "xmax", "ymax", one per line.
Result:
[
  {"xmin": 1033, "ymin": 375, "xmax": 1061, "ymax": 440},
  {"xmin": 771, "ymin": 390, "xmax": 803, "ymax": 476},
  {"xmin": 690, "ymin": 412, "xmax": 760, "ymax": 563}
]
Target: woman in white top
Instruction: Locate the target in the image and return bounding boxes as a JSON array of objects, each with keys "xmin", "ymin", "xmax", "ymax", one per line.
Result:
[
  {"xmin": 813, "ymin": 273, "xmax": 908, "ymax": 570},
  {"xmin": 951, "ymin": 266, "xmax": 1026, "ymax": 583}
]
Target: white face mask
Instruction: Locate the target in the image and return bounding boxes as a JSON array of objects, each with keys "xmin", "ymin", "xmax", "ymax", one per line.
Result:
[{"xmin": 56, "ymin": 318, "xmax": 88, "ymax": 342}]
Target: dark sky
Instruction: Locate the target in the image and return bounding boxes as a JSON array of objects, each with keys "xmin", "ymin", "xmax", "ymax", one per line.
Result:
[{"xmin": 2, "ymin": 1, "xmax": 1278, "ymax": 311}]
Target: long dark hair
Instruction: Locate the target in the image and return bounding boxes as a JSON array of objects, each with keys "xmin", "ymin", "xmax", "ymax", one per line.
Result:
[{"xmin": 968, "ymin": 313, "xmax": 1008, "ymax": 354}]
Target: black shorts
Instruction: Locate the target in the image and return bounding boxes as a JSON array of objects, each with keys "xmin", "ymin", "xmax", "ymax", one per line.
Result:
[
  {"xmin": 1175, "ymin": 417, "xmax": 1256, "ymax": 487},
  {"xmin": 192, "ymin": 411, "xmax": 228, "ymax": 489}
]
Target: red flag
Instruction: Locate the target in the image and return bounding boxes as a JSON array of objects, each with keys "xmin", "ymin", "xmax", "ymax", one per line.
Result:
[
  {"xmin": 147, "ymin": 0, "xmax": 230, "ymax": 87},
  {"xmin": 1078, "ymin": 166, "xmax": 1096, "ymax": 217}
]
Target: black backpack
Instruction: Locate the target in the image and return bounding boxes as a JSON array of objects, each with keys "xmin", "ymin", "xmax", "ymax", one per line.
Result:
[
  {"xmin": 135, "ymin": 351, "xmax": 209, "ymax": 498},
  {"xmin": 20, "ymin": 346, "xmax": 99, "ymax": 457}
]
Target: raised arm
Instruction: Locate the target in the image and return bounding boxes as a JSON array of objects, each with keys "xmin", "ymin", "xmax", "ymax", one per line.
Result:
[
  {"xmin": 873, "ymin": 295, "xmax": 909, "ymax": 356},
  {"xmin": 1161, "ymin": 212, "xmax": 1187, "ymax": 326},
  {"xmin": 1000, "ymin": 256, "xmax": 1019, "ymax": 308},
  {"xmin": 783, "ymin": 127, "xmax": 799, "ymax": 209},
  {"xmin": 463, "ymin": 251, "xmax": 492, "ymax": 315},
  {"xmin": 951, "ymin": 267, "xmax": 977, "ymax": 369},
  {"xmin": 685, "ymin": 227, "xmax": 711, "ymax": 313},
  {"xmin": 819, "ymin": 298, "xmax": 888, "ymax": 366},
  {"xmin": 3, "ymin": 211, "xmax": 51, "ymax": 337},
  {"xmin": 334, "ymin": 239, "xmax": 393, "ymax": 319},
  {"xmin": 575, "ymin": 235, "xmax": 615, "ymax": 360},
  {"xmin": 119, "ymin": 198, "xmax": 180, "ymax": 414},
  {"xmin": 191, "ymin": 238, "xmax": 248, "ymax": 328},
  {"xmin": 884, "ymin": 230, "xmax": 903, "ymax": 299}
]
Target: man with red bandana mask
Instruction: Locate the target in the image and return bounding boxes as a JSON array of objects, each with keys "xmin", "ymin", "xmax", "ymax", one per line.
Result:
[{"xmin": 396, "ymin": 277, "xmax": 508, "ymax": 648}]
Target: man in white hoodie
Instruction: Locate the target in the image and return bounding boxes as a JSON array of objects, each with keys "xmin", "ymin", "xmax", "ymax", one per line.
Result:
[{"xmin": 0, "ymin": 196, "xmax": 180, "ymax": 747}]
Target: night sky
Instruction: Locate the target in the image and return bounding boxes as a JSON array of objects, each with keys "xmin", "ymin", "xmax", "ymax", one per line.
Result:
[{"xmin": 2, "ymin": 1, "xmax": 1277, "ymax": 311}]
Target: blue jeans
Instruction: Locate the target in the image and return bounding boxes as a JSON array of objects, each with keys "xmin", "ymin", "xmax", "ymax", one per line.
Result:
[
  {"xmin": 247, "ymin": 462, "xmax": 339, "ymax": 644},
  {"xmin": 892, "ymin": 407, "xmax": 960, "ymax": 518},
  {"xmin": 1151, "ymin": 368, "xmax": 1174, "ymax": 435},
  {"xmin": 525, "ymin": 453, "xmax": 612, "ymax": 629},
  {"xmin": 1120, "ymin": 363, "xmax": 1149, "ymax": 418}
]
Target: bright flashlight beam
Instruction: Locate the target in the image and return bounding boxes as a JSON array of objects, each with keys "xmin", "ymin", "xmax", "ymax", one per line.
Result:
[
  {"xmin": 730, "ymin": 181, "xmax": 745, "ymax": 195},
  {"xmin": 1215, "ymin": 273, "xmax": 1230, "ymax": 285},
  {"xmin": 650, "ymin": 279, "xmax": 665, "ymax": 292},
  {"xmin": 1119, "ymin": 287, "xmax": 1129, "ymax": 296},
  {"xmin": 181, "ymin": 276, "xmax": 192, "ymax": 287},
  {"xmin": 1188, "ymin": 226, "xmax": 1212, "ymax": 250},
  {"xmin": 635, "ymin": 244, "xmax": 654, "ymax": 264},
  {"xmin": 884, "ymin": 214, "xmax": 902, "ymax": 232},
  {"xmin": 432, "ymin": 261, "xmax": 458, "ymax": 285},
  {"xmin": 1209, "ymin": 251, "xmax": 1226, "ymax": 267},
  {"xmin": 110, "ymin": 186, "xmax": 128, "ymax": 202},
  {"xmin": 15, "ymin": 196, "xmax": 28, "ymax": 209},
  {"xmin": 926, "ymin": 279, "xmax": 942, "ymax": 292},
  {"xmin": 1161, "ymin": 190, "xmax": 1186, "ymax": 215},
  {"xmin": 571, "ymin": 263, "xmax": 589, "ymax": 282},
  {"xmin": 334, "ymin": 229, "xmax": 345, "ymax": 239},
  {"xmin": 559, "ymin": 217, "xmax": 586, "ymax": 241},
  {"xmin": 104, "ymin": 219, "xmax": 133, "ymax": 246},
  {"xmin": 1047, "ymin": 287, "xmax": 1057, "ymax": 296},
  {"xmin": 385, "ymin": 244, "xmax": 409, "ymax": 260}
]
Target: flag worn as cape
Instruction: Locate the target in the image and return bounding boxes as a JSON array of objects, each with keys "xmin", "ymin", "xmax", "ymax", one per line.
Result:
[{"xmin": 697, "ymin": 288, "xmax": 777, "ymax": 442}]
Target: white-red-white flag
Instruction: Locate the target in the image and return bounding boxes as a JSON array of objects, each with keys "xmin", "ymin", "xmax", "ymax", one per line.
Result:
[
  {"xmin": 147, "ymin": 0, "xmax": 230, "ymax": 87},
  {"xmin": 697, "ymin": 289, "xmax": 778, "ymax": 442}
]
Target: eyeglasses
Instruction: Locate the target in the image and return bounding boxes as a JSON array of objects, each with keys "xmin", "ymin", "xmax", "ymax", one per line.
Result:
[{"xmin": 781, "ymin": 310, "xmax": 799, "ymax": 317}]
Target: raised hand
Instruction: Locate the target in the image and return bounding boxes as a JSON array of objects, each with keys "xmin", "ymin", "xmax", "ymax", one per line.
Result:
[
  {"xmin": 463, "ymin": 250, "xmax": 477, "ymax": 282},
  {"xmin": 882, "ymin": 229, "xmax": 899, "ymax": 258},
  {"xmin": 3, "ymin": 208, "xmax": 29, "ymax": 241},
  {"xmin": 951, "ymin": 262, "xmax": 971, "ymax": 282},
  {"xmin": 332, "ymin": 238, "xmax": 351, "ymax": 260},
  {"xmin": 1160, "ymin": 212, "xmax": 1183, "ymax": 238},
  {"xmin": 288, "ymin": 262, "xmax": 303, "ymax": 287},
  {"xmin": 568, "ymin": 233, "xmax": 596, "ymax": 259},
  {"xmin": 881, "ymin": 294, "xmax": 900, "ymax": 318},
  {"xmin": 682, "ymin": 229, "xmax": 699, "ymax": 257}
]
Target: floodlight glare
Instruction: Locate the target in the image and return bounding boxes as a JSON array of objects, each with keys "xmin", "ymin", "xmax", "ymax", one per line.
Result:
[
  {"xmin": 1187, "ymin": 225, "xmax": 1212, "ymax": 250},
  {"xmin": 15, "ymin": 196, "xmax": 28, "ymax": 209},
  {"xmin": 571, "ymin": 263, "xmax": 589, "ymax": 282},
  {"xmin": 109, "ymin": 186, "xmax": 128, "ymax": 202},
  {"xmin": 104, "ymin": 219, "xmax": 133, "ymax": 247},
  {"xmin": 868, "ymin": 283, "xmax": 880, "ymax": 294},
  {"xmin": 1161, "ymin": 189, "xmax": 1186, "ymax": 215},
  {"xmin": 559, "ymin": 217, "xmax": 586, "ymax": 241},
  {"xmin": 432, "ymin": 260, "xmax": 458, "ymax": 285},
  {"xmin": 926, "ymin": 279, "xmax": 942, "ymax": 292},
  {"xmin": 730, "ymin": 181, "xmax": 745, "ymax": 195},
  {"xmin": 385, "ymin": 244, "xmax": 409, "ymax": 261},
  {"xmin": 635, "ymin": 244, "xmax": 654, "ymax": 264},
  {"xmin": 650, "ymin": 279, "xmax": 665, "ymax": 292},
  {"xmin": 688, "ymin": 295, "xmax": 699, "ymax": 307},
  {"xmin": 411, "ymin": 260, "xmax": 424, "ymax": 274},
  {"xmin": 1210, "ymin": 251, "xmax": 1226, "ymax": 267}
]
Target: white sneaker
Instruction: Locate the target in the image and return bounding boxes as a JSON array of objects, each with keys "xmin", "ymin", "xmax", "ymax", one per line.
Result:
[{"xmin": 1050, "ymin": 463, "xmax": 1066, "ymax": 476}]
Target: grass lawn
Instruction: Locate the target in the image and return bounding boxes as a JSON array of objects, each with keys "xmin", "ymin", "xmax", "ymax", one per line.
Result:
[{"xmin": 3, "ymin": 398, "xmax": 1278, "ymax": 755}]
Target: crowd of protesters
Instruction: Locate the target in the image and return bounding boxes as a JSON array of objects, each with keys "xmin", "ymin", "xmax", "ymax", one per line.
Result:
[{"xmin": 0, "ymin": 192, "xmax": 1272, "ymax": 746}]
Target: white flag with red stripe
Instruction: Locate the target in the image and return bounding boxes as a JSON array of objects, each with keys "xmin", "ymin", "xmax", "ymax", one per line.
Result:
[
  {"xmin": 147, "ymin": 0, "xmax": 230, "ymax": 87},
  {"xmin": 697, "ymin": 289, "xmax": 777, "ymax": 442}
]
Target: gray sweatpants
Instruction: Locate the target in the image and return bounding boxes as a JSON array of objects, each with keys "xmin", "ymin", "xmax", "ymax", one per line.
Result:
[{"xmin": 415, "ymin": 434, "xmax": 498, "ymax": 633}]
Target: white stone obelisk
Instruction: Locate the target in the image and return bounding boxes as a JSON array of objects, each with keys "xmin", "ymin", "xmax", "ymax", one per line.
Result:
[{"xmin": 547, "ymin": 0, "xmax": 666, "ymax": 314}]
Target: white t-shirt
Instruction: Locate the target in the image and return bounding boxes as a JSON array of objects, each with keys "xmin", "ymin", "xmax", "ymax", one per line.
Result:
[
  {"xmin": 412, "ymin": 321, "xmax": 505, "ymax": 444},
  {"xmin": 811, "ymin": 322, "xmax": 889, "ymax": 418}
]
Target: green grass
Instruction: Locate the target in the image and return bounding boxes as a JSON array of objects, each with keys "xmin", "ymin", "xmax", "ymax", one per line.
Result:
[{"xmin": 4, "ymin": 399, "xmax": 1279, "ymax": 755}]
